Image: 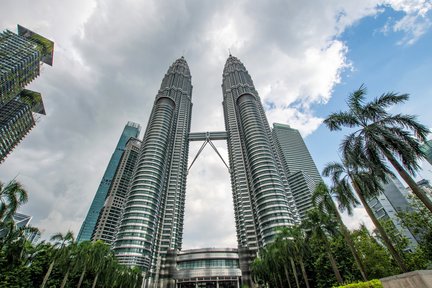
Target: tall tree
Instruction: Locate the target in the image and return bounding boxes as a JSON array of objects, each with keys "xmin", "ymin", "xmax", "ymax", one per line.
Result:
[
  {"xmin": 324, "ymin": 85, "xmax": 432, "ymax": 213},
  {"xmin": 276, "ymin": 226, "xmax": 311, "ymax": 288},
  {"xmin": 40, "ymin": 230, "xmax": 74, "ymax": 288},
  {"xmin": 0, "ymin": 180, "xmax": 28, "ymax": 222},
  {"xmin": 304, "ymin": 208, "xmax": 344, "ymax": 284},
  {"xmin": 323, "ymin": 161, "xmax": 408, "ymax": 272},
  {"xmin": 312, "ymin": 181, "xmax": 367, "ymax": 281}
]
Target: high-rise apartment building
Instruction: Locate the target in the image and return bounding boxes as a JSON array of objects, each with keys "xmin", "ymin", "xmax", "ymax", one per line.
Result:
[
  {"xmin": 78, "ymin": 122, "xmax": 141, "ymax": 242},
  {"xmin": 92, "ymin": 137, "xmax": 141, "ymax": 244},
  {"xmin": 0, "ymin": 25, "xmax": 53, "ymax": 162},
  {"xmin": 112, "ymin": 57, "xmax": 193, "ymax": 280},
  {"xmin": 272, "ymin": 123, "xmax": 322, "ymax": 221}
]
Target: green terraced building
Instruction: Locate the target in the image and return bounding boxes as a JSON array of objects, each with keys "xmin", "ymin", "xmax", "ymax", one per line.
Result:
[{"xmin": 0, "ymin": 25, "xmax": 53, "ymax": 162}]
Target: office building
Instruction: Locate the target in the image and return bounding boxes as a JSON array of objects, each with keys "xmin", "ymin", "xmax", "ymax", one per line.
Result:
[
  {"xmin": 92, "ymin": 137, "xmax": 141, "ymax": 244},
  {"xmin": 0, "ymin": 212, "xmax": 39, "ymax": 243},
  {"xmin": 416, "ymin": 179, "xmax": 432, "ymax": 201},
  {"xmin": 272, "ymin": 123, "xmax": 322, "ymax": 221},
  {"xmin": 0, "ymin": 25, "xmax": 53, "ymax": 162},
  {"xmin": 368, "ymin": 176, "xmax": 419, "ymax": 249},
  {"xmin": 222, "ymin": 56, "xmax": 299, "ymax": 248},
  {"xmin": 421, "ymin": 140, "xmax": 432, "ymax": 166},
  {"xmin": 101, "ymin": 55, "xmax": 312, "ymax": 287},
  {"xmin": 78, "ymin": 122, "xmax": 141, "ymax": 242},
  {"xmin": 113, "ymin": 57, "xmax": 193, "ymax": 283}
]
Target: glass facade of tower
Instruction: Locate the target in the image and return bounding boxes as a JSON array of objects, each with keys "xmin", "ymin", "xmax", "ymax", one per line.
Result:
[
  {"xmin": 0, "ymin": 25, "xmax": 53, "ymax": 163},
  {"xmin": 78, "ymin": 122, "xmax": 141, "ymax": 242},
  {"xmin": 367, "ymin": 176, "xmax": 419, "ymax": 249},
  {"xmin": 222, "ymin": 56, "xmax": 298, "ymax": 250},
  {"xmin": 113, "ymin": 57, "xmax": 192, "ymax": 276}
]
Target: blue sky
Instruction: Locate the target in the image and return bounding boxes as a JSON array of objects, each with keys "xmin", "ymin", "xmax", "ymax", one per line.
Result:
[
  {"xmin": 307, "ymin": 6, "xmax": 432, "ymax": 179},
  {"xmin": 1, "ymin": 1, "xmax": 431, "ymax": 247}
]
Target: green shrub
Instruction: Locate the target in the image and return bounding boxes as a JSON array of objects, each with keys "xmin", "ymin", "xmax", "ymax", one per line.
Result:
[{"xmin": 333, "ymin": 279, "xmax": 383, "ymax": 288}]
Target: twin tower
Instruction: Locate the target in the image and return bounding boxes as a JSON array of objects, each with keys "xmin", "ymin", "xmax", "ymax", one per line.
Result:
[{"xmin": 85, "ymin": 55, "xmax": 321, "ymax": 287}]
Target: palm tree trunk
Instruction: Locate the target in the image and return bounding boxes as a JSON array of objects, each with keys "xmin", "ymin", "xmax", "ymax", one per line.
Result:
[
  {"xmin": 284, "ymin": 265, "xmax": 293, "ymax": 288},
  {"xmin": 60, "ymin": 268, "xmax": 70, "ymax": 288},
  {"xmin": 299, "ymin": 259, "xmax": 311, "ymax": 288},
  {"xmin": 351, "ymin": 178, "xmax": 409, "ymax": 272},
  {"xmin": 77, "ymin": 265, "xmax": 86, "ymax": 288},
  {"xmin": 322, "ymin": 234, "xmax": 343, "ymax": 284},
  {"xmin": 290, "ymin": 257, "xmax": 300, "ymax": 288},
  {"xmin": 92, "ymin": 272, "xmax": 99, "ymax": 288},
  {"xmin": 40, "ymin": 260, "xmax": 55, "ymax": 288},
  {"xmin": 333, "ymin": 206, "xmax": 368, "ymax": 281},
  {"xmin": 277, "ymin": 272, "xmax": 284, "ymax": 288},
  {"xmin": 383, "ymin": 149, "xmax": 432, "ymax": 213}
]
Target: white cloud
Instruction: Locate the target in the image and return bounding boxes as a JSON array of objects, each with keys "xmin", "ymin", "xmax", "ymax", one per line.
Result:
[{"xmin": 385, "ymin": 0, "xmax": 432, "ymax": 44}]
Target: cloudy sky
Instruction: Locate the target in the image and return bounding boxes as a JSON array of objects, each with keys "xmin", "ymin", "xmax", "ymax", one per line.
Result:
[{"xmin": 1, "ymin": 0, "xmax": 431, "ymax": 248}]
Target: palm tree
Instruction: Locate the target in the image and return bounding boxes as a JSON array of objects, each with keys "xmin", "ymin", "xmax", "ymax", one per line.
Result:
[
  {"xmin": 312, "ymin": 181, "xmax": 368, "ymax": 281},
  {"xmin": 0, "ymin": 180, "xmax": 28, "ymax": 222},
  {"xmin": 89, "ymin": 240, "xmax": 112, "ymax": 288},
  {"xmin": 323, "ymin": 160, "xmax": 408, "ymax": 272},
  {"xmin": 0, "ymin": 219, "xmax": 40, "ymax": 267},
  {"xmin": 304, "ymin": 208, "xmax": 344, "ymax": 284},
  {"xmin": 324, "ymin": 85, "xmax": 432, "ymax": 213},
  {"xmin": 276, "ymin": 226, "xmax": 311, "ymax": 288},
  {"xmin": 274, "ymin": 235, "xmax": 297, "ymax": 288},
  {"xmin": 59, "ymin": 240, "xmax": 77, "ymax": 288},
  {"xmin": 76, "ymin": 240, "xmax": 92, "ymax": 288},
  {"xmin": 40, "ymin": 230, "xmax": 75, "ymax": 288}
]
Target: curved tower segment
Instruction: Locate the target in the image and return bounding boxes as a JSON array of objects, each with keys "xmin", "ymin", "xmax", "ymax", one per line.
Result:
[
  {"xmin": 222, "ymin": 56, "xmax": 298, "ymax": 250},
  {"xmin": 113, "ymin": 57, "xmax": 192, "ymax": 273}
]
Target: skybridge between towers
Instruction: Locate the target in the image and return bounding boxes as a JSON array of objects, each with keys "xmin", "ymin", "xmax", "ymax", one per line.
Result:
[{"xmin": 188, "ymin": 131, "xmax": 230, "ymax": 174}]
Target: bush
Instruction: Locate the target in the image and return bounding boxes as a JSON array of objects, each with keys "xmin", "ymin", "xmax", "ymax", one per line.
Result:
[{"xmin": 333, "ymin": 279, "xmax": 383, "ymax": 288}]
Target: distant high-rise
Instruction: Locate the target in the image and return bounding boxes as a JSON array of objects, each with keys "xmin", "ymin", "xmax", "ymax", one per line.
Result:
[
  {"xmin": 0, "ymin": 25, "xmax": 53, "ymax": 162},
  {"xmin": 92, "ymin": 137, "xmax": 141, "ymax": 244},
  {"xmin": 421, "ymin": 140, "xmax": 432, "ymax": 166},
  {"xmin": 78, "ymin": 122, "xmax": 141, "ymax": 242},
  {"xmin": 272, "ymin": 123, "xmax": 322, "ymax": 220},
  {"xmin": 368, "ymin": 176, "xmax": 419, "ymax": 249}
]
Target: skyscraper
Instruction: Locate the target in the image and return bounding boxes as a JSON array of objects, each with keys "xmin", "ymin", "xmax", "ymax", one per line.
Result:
[
  {"xmin": 221, "ymin": 57, "xmax": 300, "ymax": 286},
  {"xmin": 368, "ymin": 176, "xmax": 419, "ymax": 249},
  {"xmin": 113, "ymin": 57, "xmax": 193, "ymax": 282},
  {"xmin": 421, "ymin": 140, "xmax": 432, "ymax": 166},
  {"xmin": 78, "ymin": 122, "xmax": 141, "ymax": 242},
  {"xmin": 0, "ymin": 25, "xmax": 53, "ymax": 162},
  {"xmin": 90, "ymin": 55, "xmax": 314, "ymax": 287},
  {"xmin": 92, "ymin": 137, "xmax": 141, "ymax": 244},
  {"xmin": 272, "ymin": 123, "xmax": 322, "ymax": 220}
]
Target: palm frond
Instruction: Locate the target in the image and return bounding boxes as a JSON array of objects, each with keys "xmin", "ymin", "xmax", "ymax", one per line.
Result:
[
  {"xmin": 347, "ymin": 85, "xmax": 367, "ymax": 116},
  {"xmin": 324, "ymin": 111, "xmax": 360, "ymax": 131}
]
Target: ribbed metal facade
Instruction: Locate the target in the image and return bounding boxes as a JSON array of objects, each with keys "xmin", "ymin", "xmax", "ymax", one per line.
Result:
[
  {"xmin": 272, "ymin": 123, "xmax": 322, "ymax": 221},
  {"xmin": 113, "ymin": 57, "xmax": 192, "ymax": 273},
  {"xmin": 92, "ymin": 137, "xmax": 142, "ymax": 244},
  {"xmin": 222, "ymin": 56, "xmax": 298, "ymax": 250},
  {"xmin": 272, "ymin": 123, "xmax": 321, "ymax": 183}
]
